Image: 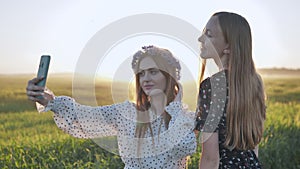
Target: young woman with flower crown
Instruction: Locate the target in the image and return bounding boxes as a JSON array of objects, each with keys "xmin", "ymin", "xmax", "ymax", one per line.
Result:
[{"xmin": 26, "ymin": 46, "xmax": 196, "ymax": 169}]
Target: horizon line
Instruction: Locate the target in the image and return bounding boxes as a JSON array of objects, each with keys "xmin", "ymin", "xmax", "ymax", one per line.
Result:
[{"xmin": 1, "ymin": 67, "xmax": 300, "ymax": 76}]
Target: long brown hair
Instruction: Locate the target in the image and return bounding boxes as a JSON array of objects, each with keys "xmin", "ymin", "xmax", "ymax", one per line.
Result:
[
  {"xmin": 135, "ymin": 70, "xmax": 179, "ymax": 138},
  {"xmin": 198, "ymin": 12, "xmax": 266, "ymax": 150}
]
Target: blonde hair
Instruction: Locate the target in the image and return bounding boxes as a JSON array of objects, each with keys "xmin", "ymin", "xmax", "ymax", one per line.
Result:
[{"xmin": 198, "ymin": 12, "xmax": 266, "ymax": 150}]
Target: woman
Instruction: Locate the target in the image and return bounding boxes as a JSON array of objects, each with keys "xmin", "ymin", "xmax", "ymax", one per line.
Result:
[
  {"xmin": 26, "ymin": 46, "xmax": 196, "ymax": 168},
  {"xmin": 194, "ymin": 12, "xmax": 266, "ymax": 168}
]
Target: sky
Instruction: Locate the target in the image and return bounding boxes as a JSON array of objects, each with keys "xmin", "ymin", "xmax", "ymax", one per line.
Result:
[{"xmin": 0, "ymin": 0, "xmax": 299, "ymax": 81}]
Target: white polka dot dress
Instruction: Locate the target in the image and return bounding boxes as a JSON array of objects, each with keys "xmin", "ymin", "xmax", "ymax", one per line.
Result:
[{"xmin": 41, "ymin": 97, "xmax": 196, "ymax": 169}]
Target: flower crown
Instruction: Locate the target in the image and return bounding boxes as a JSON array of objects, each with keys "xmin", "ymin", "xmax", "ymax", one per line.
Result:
[{"xmin": 131, "ymin": 45, "xmax": 181, "ymax": 80}]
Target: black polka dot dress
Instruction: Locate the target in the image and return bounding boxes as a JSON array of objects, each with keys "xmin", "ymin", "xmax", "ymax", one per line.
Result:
[
  {"xmin": 195, "ymin": 70, "xmax": 262, "ymax": 169},
  {"xmin": 43, "ymin": 98, "xmax": 196, "ymax": 169}
]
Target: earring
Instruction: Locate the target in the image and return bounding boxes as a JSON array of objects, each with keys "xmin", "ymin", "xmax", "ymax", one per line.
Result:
[{"xmin": 223, "ymin": 49, "xmax": 230, "ymax": 54}]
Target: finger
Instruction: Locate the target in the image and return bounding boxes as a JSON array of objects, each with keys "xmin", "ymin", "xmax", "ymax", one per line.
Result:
[
  {"xmin": 28, "ymin": 77, "xmax": 44, "ymax": 85},
  {"xmin": 28, "ymin": 96, "xmax": 40, "ymax": 102},
  {"xmin": 178, "ymin": 83, "xmax": 183, "ymax": 92},
  {"xmin": 26, "ymin": 90, "xmax": 44, "ymax": 97},
  {"xmin": 174, "ymin": 84, "xmax": 183, "ymax": 102},
  {"xmin": 26, "ymin": 86, "xmax": 44, "ymax": 94},
  {"xmin": 26, "ymin": 85, "xmax": 45, "ymax": 92},
  {"xmin": 27, "ymin": 79, "xmax": 45, "ymax": 91},
  {"xmin": 177, "ymin": 83, "xmax": 183, "ymax": 94}
]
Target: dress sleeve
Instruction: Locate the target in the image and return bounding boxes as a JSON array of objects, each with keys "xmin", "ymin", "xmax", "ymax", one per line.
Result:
[
  {"xmin": 47, "ymin": 96, "xmax": 123, "ymax": 138},
  {"xmin": 195, "ymin": 73, "xmax": 227, "ymax": 133},
  {"xmin": 165, "ymin": 102, "xmax": 197, "ymax": 159},
  {"xmin": 195, "ymin": 78, "xmax": 218, "ymax": 133}
]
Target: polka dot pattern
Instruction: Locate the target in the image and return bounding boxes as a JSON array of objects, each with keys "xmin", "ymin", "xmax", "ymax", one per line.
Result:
[
  {"xmin": 195, "ymin": 70, "xmax": 262, "ymax": 169},
  {"xmin": 43, "ymin": 97, "xmax": 196, "ymax": 169}
]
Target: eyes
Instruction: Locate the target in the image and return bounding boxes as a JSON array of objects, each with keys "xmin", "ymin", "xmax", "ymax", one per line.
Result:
[
  {"xmin": 204, "ymin": 29, "xmax": 212, "ymax": 38},
  {"xmin": 139, "ymin": 68, "xmax": 160, "ymax": 77}
]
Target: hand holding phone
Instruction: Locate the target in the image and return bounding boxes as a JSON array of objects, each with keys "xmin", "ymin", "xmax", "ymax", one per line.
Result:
[{"xmin": 37, "ymin": 55, "xmax": 51, "ymax": 87}]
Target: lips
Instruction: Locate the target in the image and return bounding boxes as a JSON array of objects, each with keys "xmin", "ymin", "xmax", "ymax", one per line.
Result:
[
  {"xmin": 200, "ymin": 44, "xmax": 205, "ymax": 50},
  {"xmin": 143, "ymin": 85, "xmax": 154, "ymax": 90}
]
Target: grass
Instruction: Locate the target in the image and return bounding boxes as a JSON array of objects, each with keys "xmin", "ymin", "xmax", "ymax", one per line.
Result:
[{"xmin": 0, "ymin": 74, "xmax": 299, "ymax": 168}]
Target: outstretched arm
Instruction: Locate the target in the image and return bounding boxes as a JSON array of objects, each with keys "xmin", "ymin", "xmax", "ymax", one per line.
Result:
[
  {"xmin": 26, "ymin": 77, "xmax": 123, "ymax": 139},
  {"xmin": 50, "ymin": 96, "xmax": 122, "ymax": 138}
]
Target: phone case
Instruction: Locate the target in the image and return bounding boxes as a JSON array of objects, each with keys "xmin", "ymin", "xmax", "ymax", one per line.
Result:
[{"xmin": 37, "ymin": 55, "xmax": 51, "ymax": 87}]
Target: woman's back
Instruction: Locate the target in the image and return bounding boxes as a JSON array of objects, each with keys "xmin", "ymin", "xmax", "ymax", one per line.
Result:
[{"xmin": 196, "ymin": 70, "xmax": 262, "ymax": 168}]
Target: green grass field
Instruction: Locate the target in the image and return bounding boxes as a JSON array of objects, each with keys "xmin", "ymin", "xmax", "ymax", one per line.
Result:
[{"xmin": 0, "ymin": 73, "xmax": 299, "ymax": 169}]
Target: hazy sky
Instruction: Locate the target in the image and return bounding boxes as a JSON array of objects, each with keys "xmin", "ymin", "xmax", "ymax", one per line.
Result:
[{"xmin": 1, "ymin": 0, "xmax": 299, "ymax": 80}]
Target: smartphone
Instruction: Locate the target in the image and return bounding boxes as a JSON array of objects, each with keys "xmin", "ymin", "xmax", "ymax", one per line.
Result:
[{"xmin": 36, "ymin": 55, "xmax": 51, "ymax": 87}]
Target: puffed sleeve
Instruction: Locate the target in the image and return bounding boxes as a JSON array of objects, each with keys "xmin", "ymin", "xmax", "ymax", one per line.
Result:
[
  {"xmin": 165, "ymin": 102, "xmax": 197, "ymax": 159},
  {"xmin": 46, "ymin": 96, "xmax": 123, "ymax": 138},
  {"xmin": 195, "ymin": 72, "xmax": 227, "ymax": 133}
]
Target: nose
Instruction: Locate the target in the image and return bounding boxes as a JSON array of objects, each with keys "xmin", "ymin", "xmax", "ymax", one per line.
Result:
[
  {"xmin": 198, "ymin": 34, "xmax": 204, "ymax": 43},
  {"xmin": 141, "ymin": 71, "xmax": 151, "ymax": 82}
]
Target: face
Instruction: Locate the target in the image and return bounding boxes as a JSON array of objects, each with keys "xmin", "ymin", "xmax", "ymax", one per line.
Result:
[
  {"xmin": 198, "ymin": 15, "xmax": 228, "ymax": 60},
  {"xmin": 138, "ymin": 57, "xmax": 167, "ymax": 95}
]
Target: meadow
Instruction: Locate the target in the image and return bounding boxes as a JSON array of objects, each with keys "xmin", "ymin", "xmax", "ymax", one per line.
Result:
[{"xmin": 0, "ymin": 72, "xmax": 299, "ymax": 169}]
